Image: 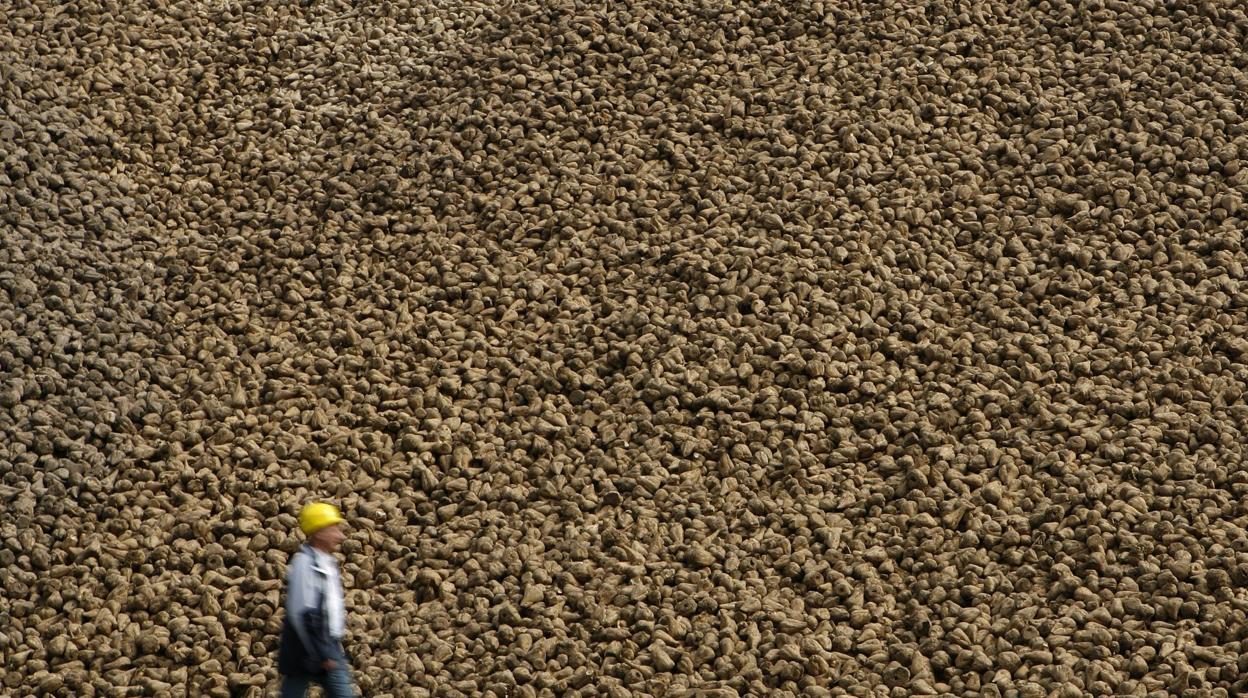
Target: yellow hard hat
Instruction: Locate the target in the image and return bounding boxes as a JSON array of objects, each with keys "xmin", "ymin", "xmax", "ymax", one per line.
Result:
[{"xmin": 299, "ymin": 502, "xmax": 346, "ymax": 536}]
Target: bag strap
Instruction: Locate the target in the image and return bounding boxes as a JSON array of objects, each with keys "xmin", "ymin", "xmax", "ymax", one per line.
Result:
[{"xmin": 304, "ymin": 545, "xmax": 330, "ymax": 637}]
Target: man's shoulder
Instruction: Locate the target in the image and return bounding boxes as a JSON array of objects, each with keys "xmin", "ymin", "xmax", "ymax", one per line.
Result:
[
  {"xmin": 288, "ymin": 546, "xmax": 315, "ymax": 573},
  {"xmin": 293, "ymin": 546, "xmax": 335, "ymax": 575}
]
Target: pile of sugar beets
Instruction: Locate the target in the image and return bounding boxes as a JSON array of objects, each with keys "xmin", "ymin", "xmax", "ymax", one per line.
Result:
[{"xmin": 3, "ymin": 0, "xmax": 1248, "ymax": 696}]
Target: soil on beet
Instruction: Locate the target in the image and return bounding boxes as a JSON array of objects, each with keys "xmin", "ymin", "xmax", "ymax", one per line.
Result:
[{"xmin": 2, "ymin": 1, "xmax": 1248, "ymax": 696}]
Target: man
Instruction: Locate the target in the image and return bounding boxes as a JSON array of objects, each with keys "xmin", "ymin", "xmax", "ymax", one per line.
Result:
[{"xmin": 277, "ymin": 502, "xmax": 356, "ymax": 698}]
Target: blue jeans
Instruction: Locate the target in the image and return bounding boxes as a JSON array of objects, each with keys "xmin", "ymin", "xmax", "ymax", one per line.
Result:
[{"xmin": 280, "ymin": 642, "xmax": 356, "ymax": 698}]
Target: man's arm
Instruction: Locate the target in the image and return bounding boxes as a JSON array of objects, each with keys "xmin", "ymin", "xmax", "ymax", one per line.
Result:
[{"xmin": 286, "ymin": 553, "xmax": 325, "ymax": 664}]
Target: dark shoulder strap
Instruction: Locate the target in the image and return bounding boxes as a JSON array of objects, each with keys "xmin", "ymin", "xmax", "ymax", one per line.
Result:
[{"xmin": 307, "ymin": 547, "xmax": 328, "ymax": 614}]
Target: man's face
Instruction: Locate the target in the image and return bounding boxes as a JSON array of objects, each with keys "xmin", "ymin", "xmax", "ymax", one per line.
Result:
[{"xmin": 313, "ymin": 523, "xmax": 346, "ymax": 552}]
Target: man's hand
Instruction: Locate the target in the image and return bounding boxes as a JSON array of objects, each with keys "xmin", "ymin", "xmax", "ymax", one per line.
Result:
[{"xmin": 323, "ymin": 659, "xmax": 337, "ymax": 671}]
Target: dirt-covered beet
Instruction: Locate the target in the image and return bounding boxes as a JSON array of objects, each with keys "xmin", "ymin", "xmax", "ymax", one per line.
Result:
[{"xmin": 3, "ymin": 1, "xmax": 1248, "ymax": 696}]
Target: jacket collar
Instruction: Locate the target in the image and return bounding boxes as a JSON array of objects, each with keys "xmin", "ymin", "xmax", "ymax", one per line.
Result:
[{"xmin": 303, "ymin": 543, "xmax": 336, "ymax": 571}]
